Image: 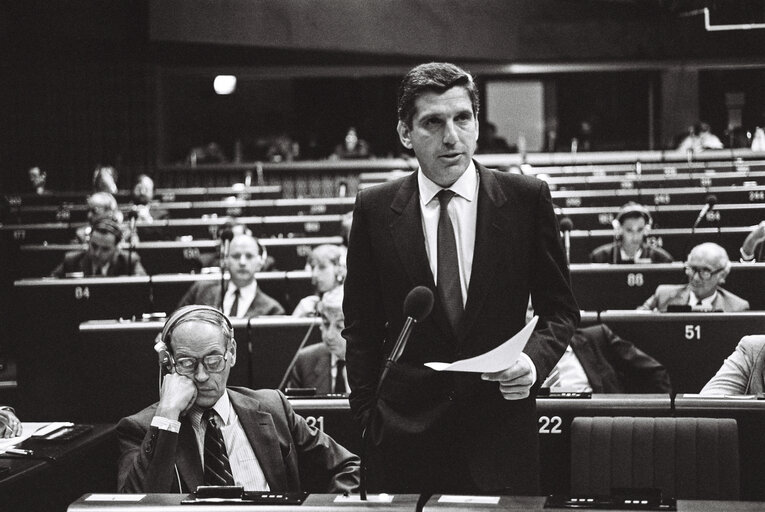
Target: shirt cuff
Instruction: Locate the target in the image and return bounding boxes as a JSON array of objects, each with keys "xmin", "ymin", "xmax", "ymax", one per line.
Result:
[
  {"xmin": 740, "ymin": 247, "xmax": 755, "ymax": 262},
  {"xmin": 519, "ymin": 353, "xmax": 537, "ymax": 385},
  {"xmin": 151, "ymin": 416, "xmax": 181, "ymax": 433}
]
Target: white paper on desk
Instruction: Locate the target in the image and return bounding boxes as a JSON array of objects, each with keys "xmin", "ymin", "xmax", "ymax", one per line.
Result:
[
  {"xmin": 425, "ymin": 316, "xmax": 537, "ymax": 373},
  {"xmin": 0, "ymin": 422, "xmax": 50, "ymax": 453}
]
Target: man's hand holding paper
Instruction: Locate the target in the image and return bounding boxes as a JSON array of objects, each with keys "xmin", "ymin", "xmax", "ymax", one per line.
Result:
[{"xmin": 424, "ymin": 317, "xmax": 539, "ymax": 399}]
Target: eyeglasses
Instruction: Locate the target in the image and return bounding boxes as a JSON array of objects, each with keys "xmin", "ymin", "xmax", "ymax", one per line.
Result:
[
  {"xmin": 684, "ymin": 265, "xmax": 725, "ymax": 280},
  {"xmin": 170, "ymin": 352, "xmax": 231, "ymax": 376}
]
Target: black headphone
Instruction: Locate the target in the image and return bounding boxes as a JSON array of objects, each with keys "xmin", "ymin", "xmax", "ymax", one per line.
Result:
[
  {"xmin": 91, "ymin": 217, "xmax": 124, "ymax": 243},
  {"xmin": 615, "ymin": 202, "xmax": 653, "ymax": 229},
  {"xmin": 156, "ymin": 305, "xmax": 234, "ymax": 373}
]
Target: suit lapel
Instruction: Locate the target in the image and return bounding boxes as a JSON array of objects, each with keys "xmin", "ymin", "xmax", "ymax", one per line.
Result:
[
  {"xmin": 569, "ymin": 335, "xmax": 603, "ymax": 392},
  {"xmin": 668, "ymin": 286, "xmax": 691, "ymax": 307},
  {"xmin": 457, "ymin": 165, "xmax": 508, "ymax": 340},
  {"xmin": 389, "ymin": 173, "xmax": 452, "ymax": 335},
  {"xmin": 229, "ymin": 390, "xmax": 288, "ymax": 491},
  {"xmin": 176, "ymin": 416, "xmax": 203, "ymax": 492}
]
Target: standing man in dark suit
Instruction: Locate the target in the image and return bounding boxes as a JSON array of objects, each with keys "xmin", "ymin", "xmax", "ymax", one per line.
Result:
[
  {"xmin": 117, "ymin": 305, "xmax": 358, "ymax": 493},
  {"xmin": 343, "ymin": 62, "xmax": 579, "ymax": 494},
  {"xmin": 178, "ymin": 234, "xmax": 284, "ymax": 317}
]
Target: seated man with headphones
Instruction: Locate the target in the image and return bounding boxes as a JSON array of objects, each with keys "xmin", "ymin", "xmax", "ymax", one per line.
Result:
[
  {"xmin": 589, "ymin": 202, "xmax": 673, "ymax": 264},
  {"xmin": 117, "ymin": 305, "xmax": 360, "ymax": 493},
  {"xmin": 50, "ymin": 217, "xmax": 146, "ymax": 277},
  {"xmin": 178, "ymin": 234, "xmax": 284, "ymax": 317}
]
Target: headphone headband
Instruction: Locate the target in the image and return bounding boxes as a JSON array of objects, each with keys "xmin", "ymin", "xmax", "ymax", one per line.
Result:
[
  {"xmin": 616, "ymin": 202, "xmax": 652, "ymax": 226},
  {"xmin": 160, "ymin": 305, "xmax": 234, "ymax": 349}
]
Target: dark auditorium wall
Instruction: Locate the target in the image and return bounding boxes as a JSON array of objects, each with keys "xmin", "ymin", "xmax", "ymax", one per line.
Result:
[{"xmin": 149, "ymin": 0, "xmax": 765, "ymax": 62}]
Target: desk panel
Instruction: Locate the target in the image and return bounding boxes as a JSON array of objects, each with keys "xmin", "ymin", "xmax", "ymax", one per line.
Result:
[
  {"xmin": 598, "ymin": 312, "xmax": 765, "ymax": 394},
  {"xmin": 569, "ymin": 263, "xmax": 765, "ymax": 311},
  {"xmin": 675, "ymin": 396, "xmax": 765, "ymax": 500},
  {"xmin": 552, "ymin": 184, "xmax": 765, "ymax": 208},
  {"xmin": 288, "ymin": 395, "xmax": 673, "ymax": 497}
]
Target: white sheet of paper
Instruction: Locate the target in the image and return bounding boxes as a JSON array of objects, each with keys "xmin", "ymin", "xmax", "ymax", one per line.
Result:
[
  {"xmin": 425, "ymin": 316, "xmax": 538, "ymax": 373},
  {"xmin": 0, "ymin": 422, "xmax": 51, "ymax": 453}
]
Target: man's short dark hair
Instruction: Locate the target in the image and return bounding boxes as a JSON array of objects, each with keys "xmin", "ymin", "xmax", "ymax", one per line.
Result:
[
  {"xmin": 91, "ymin": 217, "xmax": 123, "ymax": 243},
  {"xmin": 397, "ymin": 62, "xmax": 480, "ymax": 128}
]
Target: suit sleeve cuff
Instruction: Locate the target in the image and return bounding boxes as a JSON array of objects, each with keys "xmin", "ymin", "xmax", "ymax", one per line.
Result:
[
  {"xmin": 151, "ymin": 416, "xmax": 181, "ymax": 433},
  {"xmin": 519, "ymin": 352, "xmax": 537, "ymax": 385}
]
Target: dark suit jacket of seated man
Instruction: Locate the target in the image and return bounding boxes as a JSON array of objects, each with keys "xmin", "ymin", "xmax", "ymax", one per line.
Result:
[
  {"xmin": 117, "ymin": 306, "xmax": 358, "ymax": 493},
  {"xmin": 544, "ymin": 324, "xmax": 671, "ymax": 394},
  {"xmin": 177, "ymin": 233, "xmax": 285, "ymax": 317},
  {"xmin": 50, "ymin": 218, "xmax": 146, "ymax": 277}
]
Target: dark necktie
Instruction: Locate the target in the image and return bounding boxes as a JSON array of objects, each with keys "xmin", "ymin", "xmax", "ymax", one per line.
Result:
[
  {"xmin": 334, "ymin": 359, "xmax": 346, "ymax": 394},
  {"xmin": 228, "ymin": 289, "xmax": 240, "ymax": 317},
  {"xmin": 437, "ymin": 189, "xmax": 463, "ymax": 331},
  {"xmin": 202, "ymin": 409, "xmax": 235, "ymax": 486}
]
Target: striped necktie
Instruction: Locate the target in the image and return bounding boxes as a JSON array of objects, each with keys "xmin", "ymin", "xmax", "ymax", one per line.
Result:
[
  {"xmin": 202, "ymin": 409, "xmax": 235, "ymax": 486},
  {"xmin": 228, "ymin": 289, "xmax": 240, "ymax": 317}
]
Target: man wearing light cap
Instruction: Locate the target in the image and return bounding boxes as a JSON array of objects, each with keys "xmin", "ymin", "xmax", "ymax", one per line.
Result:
[{"xmin": 590, "ymin": 202, "xmax": 673, "ymax": 264}]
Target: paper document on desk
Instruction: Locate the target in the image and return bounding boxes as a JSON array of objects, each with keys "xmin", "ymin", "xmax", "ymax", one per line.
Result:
[
  {"xmin": 425, "ymin": 316, "xmax": 537, "ymax": 373},
  {"xmin": 0, "ymin": 422, "xmax": 50, "ymax": 452}
]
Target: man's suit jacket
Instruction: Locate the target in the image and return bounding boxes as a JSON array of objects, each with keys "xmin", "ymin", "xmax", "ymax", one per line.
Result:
[
  {"xmin": 177, "ymin": 281, "xmax": 285, "ymax": 316},
  {"xmin": 50, "ymin": 249, "xmax": 146, "ymax": 277},
  {"xmin": 701, "ymin": 335, "xmax": 765, "ymax": 395},
  {"xmin": 285, "ymin": 343, "xmax": 334, "ymax": 394},
  {"xmin": 344, "ymin": 163, "xmax": 580, "ymax": 493},
  {"xmin": 570, "ymin": 324, "xmax": 671, "ymax": 393},
  {"xmin": 117, "ymin": 387, "xmax": 359, "ymax": 493},
  {"xmin": 638, "ymin": 284, "xmax": 750, "ymax": 312},
  {"xmin": 589, "ymin": 243, "xmax": 673, "ymax": 264}
]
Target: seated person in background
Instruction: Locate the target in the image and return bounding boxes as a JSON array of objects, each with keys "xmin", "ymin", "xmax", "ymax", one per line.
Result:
[
  {"xmin": 739, "ymin": 220, "xmax": 765, "ymax": 262},
  {"xmin": 117, "ymin": 305, "xmax": 359, "ymax": 493},
  {"xmin": 51, "ymin": 218, "xmax": 146, "ymax": 277},
  {"xmin": 638, "ymin": 242, "xmax": 749, "ymax": 312},
  {"xmin": 285, "ymin": 290, "xmax": 349, "ymax": 394},
  {"xmin": 292, "ymin": 244, "xmax": 346, "ymax": 317},
  {"xmin": 178, "ymin": 234, "xmax": 284, "ymax": 317},
  {"xmin": 92, "ymin": 165, "xmax": 119, "ymax": 194},
  {"xmin": 677, "ymin": 122, "xmax": 724, "ymax": 153},
  {"xmin": 75, "ymin": 191, "xmax": 125, "ymax": 243},
  {"xmin": 590, "ymin": 202, "xmax": 673, "ymax": 264},
  {"xmin": 0, "ymin": 405, "xmax": 22, "ymax": 438},
  {"xmin": 330, "ymin": 127, "xmax": 371, "ymax": 160},
  {"xmin": 700, "ymin": 335, "xmax": 765, "ymax": 395},
  {"xmin": 131, "ymin": 174, "xmax": 168, "ymax": 223},
  {"xmin": 542, "ymin": 324, "xmax": 671, "ymax": 394},
  {"xmin": 28, "ymin": 166, "xmax": 48, "ymax": 195}
]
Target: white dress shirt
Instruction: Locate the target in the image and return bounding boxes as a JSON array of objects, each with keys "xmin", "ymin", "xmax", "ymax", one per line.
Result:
[
  {"xmin": 189, "ymin": 391, "xmax": 270, "ymax": 491},
  {"xmin": 542, "ymin": 346, "xmax": 592, "ymax": 392},
  {"xmin": 223, "ymin": 280, "xmax": 257, "ymax": 318},
  {"xmin": 689, "ymin": 290, "xmax": 718, "ymax": 309},
  {"xmin": 417, "ymin": 161, "xmax": 478, "ymax": 307}
]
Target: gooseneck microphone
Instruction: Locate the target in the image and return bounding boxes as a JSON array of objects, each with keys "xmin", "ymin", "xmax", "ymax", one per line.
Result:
[
  {"xmin": 360, "ymin": 286, "xmax": 434, "ymax": 501},
  {"xmin": 692, "ymin": 194, "xmax": 717, "ymax": 230},
  {"xmin": 559, "ymin": 217, "xmax": 573, "ymax": 265},
  {"xmin": 219, "ymin": 229, "xmax": 234, "ymax": 310},
  {"xmin": 127, "ymin": 209, "xmax": 139, "ymax": 276}
]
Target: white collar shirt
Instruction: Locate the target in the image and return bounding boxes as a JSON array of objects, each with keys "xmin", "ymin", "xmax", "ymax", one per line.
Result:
[
  {"xmin": 417, "ymin": 161, "xmax": 478, "ymax": 308},
  {"xmin": 224, "ymin": 280, "xmax": 257, "ymax": 318},
  {"xmin": 689, "ymin": 290, "xmax": 718, "ymax": 309}
]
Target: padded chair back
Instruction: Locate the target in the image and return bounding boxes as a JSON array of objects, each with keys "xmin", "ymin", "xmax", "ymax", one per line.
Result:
[{"xmin": 571, "ymin": 416, "xmax": 739, "ymax": 500}]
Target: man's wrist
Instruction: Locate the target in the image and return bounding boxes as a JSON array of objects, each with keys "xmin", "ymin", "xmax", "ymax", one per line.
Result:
[
  {"xmin": 155, "ymin": 405, "xmax": 182, "ymax": 422},
  {"xmin": 0, "ymin": 406, "xmax": 15, "ymax": 414}
]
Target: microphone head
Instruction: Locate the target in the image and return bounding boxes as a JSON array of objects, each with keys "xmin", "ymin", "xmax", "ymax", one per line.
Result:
[
  {"xmin": 127, "ymin": 209, "xmax": 139, "ymax": 221},
  {"xmin": 705, "ymin": 194, "xmax": 717, "ymax": 206},
  {"xmin": 403, "ymin": 286, "xmax": 434, "ymax": 322},
  {"xmin": 559, "ymin": 217, "xmax": 574, "ymax": 232},
  {"xmin": 220, "ymin": 228, "xmax": 234, "ymax": 242}
]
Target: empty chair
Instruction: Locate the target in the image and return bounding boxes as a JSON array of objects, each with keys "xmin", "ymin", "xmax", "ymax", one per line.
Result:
[{"xmin": 571, "ymin": 416, "xmax": 739, "ymax": 500}]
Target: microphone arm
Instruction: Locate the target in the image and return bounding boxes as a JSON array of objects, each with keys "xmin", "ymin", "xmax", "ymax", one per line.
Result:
[
  {"xmin": 127, "ymin": 211, "xmax": 138, "ymax": 276},
  {"xmin": 219, "ymin": 238, "xmax": 230, "ymax": 310}
]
